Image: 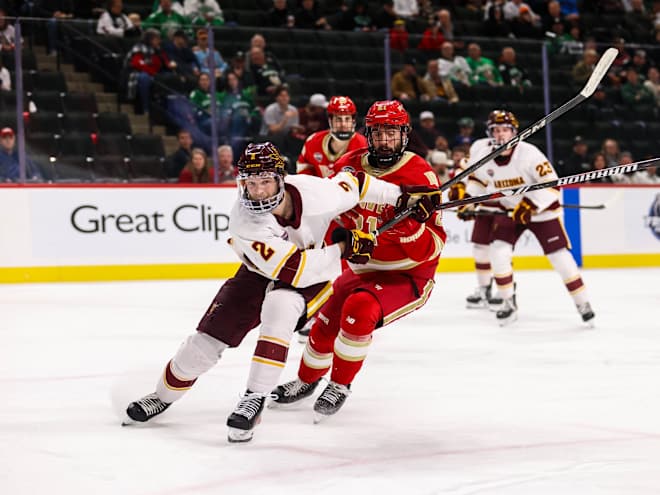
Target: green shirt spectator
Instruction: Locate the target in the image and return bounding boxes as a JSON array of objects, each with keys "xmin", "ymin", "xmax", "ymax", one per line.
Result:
[
  {"xmin": 466, "ymin": 42, "xmax": 503, "ymax": 86},
  {"xmin": 144, "ymin": 0, "xmax": 189, "ymax": 38}
]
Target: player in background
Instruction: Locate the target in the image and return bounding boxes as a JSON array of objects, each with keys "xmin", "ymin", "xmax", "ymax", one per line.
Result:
[
  {"xmin": 124, "ymin": 141, "xmax": 440, "ymax": 442},
  {"xmin": 452, "ymin": 110, "xmax": 595, "ymax": 326},
  {"xmin": 295, "ymin": 95, "xmax": 368, "ymax": 341},
  {"xmin": 272, "ymin": 100, "xmax": 447, "ymax": 422},
  {"xmin": 296, "ymin": 95, "xmax": 367, "ymax": 178},
  {"xmin": 449, "ymin": 154, "xmax": 503, "ymax": 310}
]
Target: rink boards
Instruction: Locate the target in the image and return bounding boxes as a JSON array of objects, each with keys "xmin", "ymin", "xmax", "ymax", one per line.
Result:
[{"xmin": 0, "ymin": 184, "xmax": 658, "ymax": 283}]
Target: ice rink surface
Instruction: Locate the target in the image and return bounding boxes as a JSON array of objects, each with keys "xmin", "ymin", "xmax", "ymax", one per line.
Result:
[{"xmin": 2, "ymin": 268, "xmax": 659, "ymax": 495}]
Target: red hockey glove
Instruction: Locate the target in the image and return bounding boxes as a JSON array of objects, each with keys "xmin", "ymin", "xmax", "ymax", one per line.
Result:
[
  {"xmin": 396, "ymin": 184, "xmax": 442, "ymax": 223},
  {"xmin": 332, "ymin": 228, "xmax": 376, "ymax": 265},
  {"xmin": 448, "ymin": 182, "xmax": 466, "ymax": 201},
  {"xmin": 512, "ymin": 197, "xmax": 536, "ymax": 224}
]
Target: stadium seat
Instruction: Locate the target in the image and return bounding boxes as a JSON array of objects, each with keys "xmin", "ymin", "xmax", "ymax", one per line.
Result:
[{"xmin": 96, "ymin": 112, "xmax": 132, "ymax": 135}]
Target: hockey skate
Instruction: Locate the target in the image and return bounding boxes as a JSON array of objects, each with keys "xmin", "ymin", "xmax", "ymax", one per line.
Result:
[
  {"xmin": 496, "ymin": 295, "xmax": 518, "ymax": 326},
  {"xmin": 270, "ymin": 378, "xmax": 321, "ymax": 407},
  {"xmin": 466, "ymin": 279, "xmax": 502, "ymax": 310},
  {"xmin": 313, "ymin": 381, "xmax": 351, "ymax": 424},
  {"xmin": 577, "ymin": 302, "xmax": 596, "ymax": 328},
  {"xmin": 124, "ymin": 393, "xmax": 171, "ymax": 425},
  {"xmin": 226, "ymin": 391, "xmax": 270, "ymax": 443}
]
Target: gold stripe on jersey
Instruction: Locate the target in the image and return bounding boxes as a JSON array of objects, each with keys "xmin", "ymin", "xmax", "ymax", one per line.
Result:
[
  {"xmin": 291, "ymin": 250, "xmax": 307, "ymax": 287},
  {"xmin": 361, "ymin": 151, "xmax": 416, "ymax": 178},
  {"xmin": 321, "ymin": 133, "xmax": 342, "ymax": 164},
  {"xmin": 272, "ymin": 244, "xmax": 297, "ymax": 279},
  {"xmin": 163, "ymin": 375, "xmax": 193, "ymax": 391},
  {"xmin": 307, "ymin": 282, "xmax": 334, "ymax": 317},
  {"xmin": 469, "ymin": 175, "xmax": 488, "ymax": 188},
  {"xmin": 260, "ymin": 335, "xmax": 290, "ymax": 347},
  {"xmin": 252, "ymin": 356, "xmax": 285, "ymax": 368},
  {"xmin": 382, "ymin": 279, "xmax": 435, "ymax": 326},
  {"xmin": 558, "ymin": 217, "xmax": 572, "ymax": 250},
  {"xmin": 358, "ymin": 173, "xmax": 371, "ymax": 202}
]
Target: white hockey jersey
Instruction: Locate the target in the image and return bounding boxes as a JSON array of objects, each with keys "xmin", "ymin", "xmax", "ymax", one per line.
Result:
[
  {"xmin": 228, "ymin": 172, "xmax": 401, "ymax": 288},
  {"xmin": 465, "ymin": 138, "xmax": 562, "ymax": 222}
]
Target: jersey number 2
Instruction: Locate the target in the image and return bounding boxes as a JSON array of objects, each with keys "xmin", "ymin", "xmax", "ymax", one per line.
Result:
[{"xmin": 251, "ymin": 242, "xmax": 275, "ymax": 261}]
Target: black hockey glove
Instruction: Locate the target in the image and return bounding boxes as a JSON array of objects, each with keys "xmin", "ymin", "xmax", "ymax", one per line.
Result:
[
  {"xmin": 331, "ymin": 227, "xmax": 376, "ymax": 265},
  {"xmin": 395, "ymin": 184, "xmax": 442, "ymax": 223}
]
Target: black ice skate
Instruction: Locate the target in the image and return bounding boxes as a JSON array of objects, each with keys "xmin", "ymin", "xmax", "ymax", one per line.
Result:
[
  {"xmin": 226, "ymin": 391, "xmax": 268, "ymax": 443},
  {"xmin": 124, "ymin": 393, "xmax": 171, "ymax": 425},
  {"xmin": 577, "ymin": 302, "xmax": 595, "ymax": 328},
  {"xmin": 313, "ymin": 381, "xmax": 351, "ymax": 423},
  {"xmin": 496, "ymin": 295, "xmax": 518, "ymax": 326},
  {"xmin": 296, "ymin": 316, "xmax": 315, "ymax": 343},
  {"xmin": 270, "ymin": 378, "xmax": 321, "ymax": 407},
  {"xmin": 467, "ymin": 279, "xmax": 502, "ymax": 310}
]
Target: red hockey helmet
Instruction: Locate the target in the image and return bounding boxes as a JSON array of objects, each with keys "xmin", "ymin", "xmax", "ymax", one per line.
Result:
[
  {"xmin": 327, "ymin": 96, "xmax": 357, "ymax": 141},
  {"xmin": 364, "ymin": 100, "xmax": 410, "ymax": 168},
  {"xmin": 237, "ymin": 141, "xmax": 286, "ymax": 214}
]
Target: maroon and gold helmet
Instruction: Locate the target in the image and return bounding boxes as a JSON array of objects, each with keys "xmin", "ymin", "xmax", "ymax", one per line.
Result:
[
  {"xmin": 237, "ymin": 142, "xmax": 286, "ymax": 214},
  {"xmin": 486, "ymin": 110, "xmax": 519, "ymax": 135},
  {"xmin": 365, "ymin": 100, "xmax": 410, "ymax": 168}
]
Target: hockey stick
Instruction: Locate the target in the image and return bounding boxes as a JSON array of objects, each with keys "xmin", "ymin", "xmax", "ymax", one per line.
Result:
[
  {"xmin": 419, "ymin": 157, "xmax": 660, "ymax": 217},
  {"xmin": 446, "ymin": 203, "xmax": 606, "ymax": 215},
  {"xmin": 380, "ymin": 47, "xmax": 618, "ymax": 234}
]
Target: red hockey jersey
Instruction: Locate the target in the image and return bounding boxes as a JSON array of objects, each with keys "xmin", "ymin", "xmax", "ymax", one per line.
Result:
[
  {"xmin": 296, "ymin": 130, "xmax": 368, "ymax": 178},
  {"xmin": 332, "ymin": 148, "xmax": 446, "ymax": 280}
]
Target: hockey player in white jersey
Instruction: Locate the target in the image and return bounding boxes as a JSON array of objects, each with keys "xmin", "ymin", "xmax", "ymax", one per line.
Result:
[
  {"xmin": 455, "ymin": 110, "xmax": 595, "ymax": 326},
  {"xmin": 124, "ymin": 141, "xmax": 440, "ymax": 442}
]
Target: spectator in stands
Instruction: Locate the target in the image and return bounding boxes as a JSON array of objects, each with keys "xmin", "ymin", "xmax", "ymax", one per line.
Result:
[
  {"xmin": 165, "ymin": 128, "xmax": 194, "ymax": 178},
  {"xmin": 229, "ymin": 50, "xmax": 255, "ymax": 90},
  {"xmin": 389, "ymin": 18, "xmax": 409, "ymax": 51},
  {"xmin": 244, "ymin": 34, "xmax": 283, "ymax": 74},
  {"xmin": 217, "ymin": 71, "xmax": 259, "ymax": 156},
  {"xmin": 193, "ymin": 27, "xmax": 227, "ymax": 81},
  {"xmin": 260, "ymin": 86, "xmax": 304, "ymax": 169},
  {"xmin": 184, "ymin": 0, "xmax": 224, "ymax": 27},
  {"xmin": 611, "ymin": 151, "xmax": 635, "ymax": 183},
  {"xmin": 504, "ymin": 0, "xmax": 541, "ymax": 25},
  {"xmin": 296, "ymin": 93, "xmax": 329, "ymax": 140},
  {"xmin": 150, "ymin": 0, "xmax": 185, "ymax": 15},
  {"xmin": 164, "ymin": 29, "xmax": 200, "ymax": 87},
  {"xmin": 453, "ymin": 117, "xmax": 475, "ymax": 147},
  {"xmin": 451, "ymin": 144, "xmax": 469, "ymax": 165},
  {"xmin": 423, "ymin": 58, "xmax": 459, "ymax": 103},
  {"xmin": 331, "ymin": 0, "xmax": 374, "ymax": 31},
  {"xmin": 624, "ymin": 50, "xmax": 653, "ymax": 79},
  {"xmin": 125, "ymin": 28, "xmax": 176, "ymax": 114},
  {"xmin": 267, "ymin": 0, "xmax": 291, "ymax": 28},
  {"xmin": 249, "ymin": 46, "xmax": 285, "ymax": 97},
  {"xmin": 179, "ymin": 147, "xmax": 214, "ymax": 183},
  {"xmin": 0, "ymin": 56, "xmax": 9, "ymax": 91},
  {"xmin": 511, "ymin": 5, "xmax": 544, "ymax": 38},
  {"xmin": 215, "ymin": 144, "xmax": 236, "ymax": 184},
  {"xmin": 559, "ymin": 0, "xmax": 580, "ymax": 23},
  {"xmin": 621, "ymin": 67, "xmax": 655, "ymax": 109},
  {"xmin": 601, "ymin": 138, "xmax": 621, "ymax": 168},
  {"xmin": 189, "ymin": 72, "xmax": 221, "ymax": 138},
  {"xmin": 393, "ymin": 0, "xmax": 419, "ymax": 19},
  {"xmin": 391, "ymin": 57, "xmax": 434, "ymax": 101},
  {"xmin": 97, "ymin": 0, "xmax": 140, "ymax": 38},
  {"xmin": 416, "ymin": 111, "xmax": 441, "ymax": 149},
  {"xmin": 0, "ymin": 10, "xmax": 18, "ymax": 52},
  {"xmin": 295, "ymin": 0, "xmax": 331, "ymax": 30},
  {"xmin": 437, "ymin": 41, "xmax": 471, "ymax": 87},
  {"xmin": 466, "ymin": 43, "xmax": 503, "ymax": 87},
  {"xmin": 426, "ymin": 149, "xmax": 453, "ymax": 184},
  {"xmin": 37, "ymin": 0, "xmax": 74, "ymax": 56},
  {"xmin": 644, "ymin": 67, "xmax": 660, "ymax": 106},
  {"xmin": 623, "ymin": 0, "xmax": 654, "ymax": 43},
  {"xmin": 588, "ymin": 152, "xmax": 613, "ymax": 184},
  {"xmin": 483, "ymin": 4, "xmax": 513, "ymax": 38},
  {"xmin": 571, "ymin": 48, "xmax": 598, "ymax": 85},
  {"xmin": 374, "ymin": 0, "xmax": 397, "ymax": 30},
  {"xmin": 545, "ymin": 19, "xmax": 583, "ymax": 56},
  {"xmin": 432, "ymin": 135, "xmax": 450, "ymax": 153},
  {"xmin": 498, "ymin": 46, "xmax": 532, "ymax": 90},
  {"xmin": 143, "ymin": 0, "xmax": 188, "ymax": 39},
  {"xmin": 0, "ymin": 127, "xmax": 42, "ymax": 182},
  {"xmin": 557, "ymin": 135, "xmax": 590, "ymax": 177},
  {"xmin": 540, "ymin": 0, "xmax": 564, "ymax": 32},
  {"xmin": 629, "ymin": 164, "xmax": 660, "ymax": 184},
  {"xmin": 417, "ymin": 19, "xmax": 446, "ymax": 54},
  {"xmin": 434, "ymin": 9, "xmax": 461, "ymax": 43}
]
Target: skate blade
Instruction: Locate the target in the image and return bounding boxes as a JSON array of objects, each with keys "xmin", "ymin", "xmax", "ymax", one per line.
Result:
[
  {"xmin": 466, "ymin": 302, "xmax": 487, "ymax": 309},
  {"xmin": 121, "ymin": 413, "xmax": 138, "ymax": 426},
  {"xmin": 498, "ymin": 313, "xmax": 518, "ymax": 327},
  {"xmin": 488, "ymin": 303, "xmax": 503, "ymax": 312},
  {"xmin": 227, "ymin": 427, "xmax": 254, "ymax": 443},
  {"xmin": 583, "ymin": 318, "xmax": 596, "ymax": 329},
  {"xmin": 267, "ymin": 393, "xmax": 315, "ymax": 409},
  {"xmin": 313, "ymin": 411, "xmax": 329, "ymax": 424}
]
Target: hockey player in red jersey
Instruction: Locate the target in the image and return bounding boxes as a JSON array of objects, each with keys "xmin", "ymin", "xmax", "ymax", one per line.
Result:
[
  {"xmin": 296, "ymin": 95, "xmax": 368, "ymax": 178},
  {"xmin": 272, "ymin": 100, "xmax": 447, "ymax": 421}
]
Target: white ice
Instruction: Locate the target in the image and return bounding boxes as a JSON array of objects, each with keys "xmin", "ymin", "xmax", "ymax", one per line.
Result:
[{"xmin": 2, "ymin": 268, "xmax": 660, "ymax": 495}]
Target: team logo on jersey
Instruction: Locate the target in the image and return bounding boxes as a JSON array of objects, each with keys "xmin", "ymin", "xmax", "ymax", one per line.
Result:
[
  {"xmin": 644, "ymin": 193, "xmax": 660, "ymax": 240},
  {"xmin": 341, "ymin": 166, "xmax": 356, "ymax": 174},
  {"xmin": 313, "ymin": 152, "xmax": 323, "ymax": 163},
  {"xmin": 487, "ymin": 169, "xmax": 494, "ymax": 176}
]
